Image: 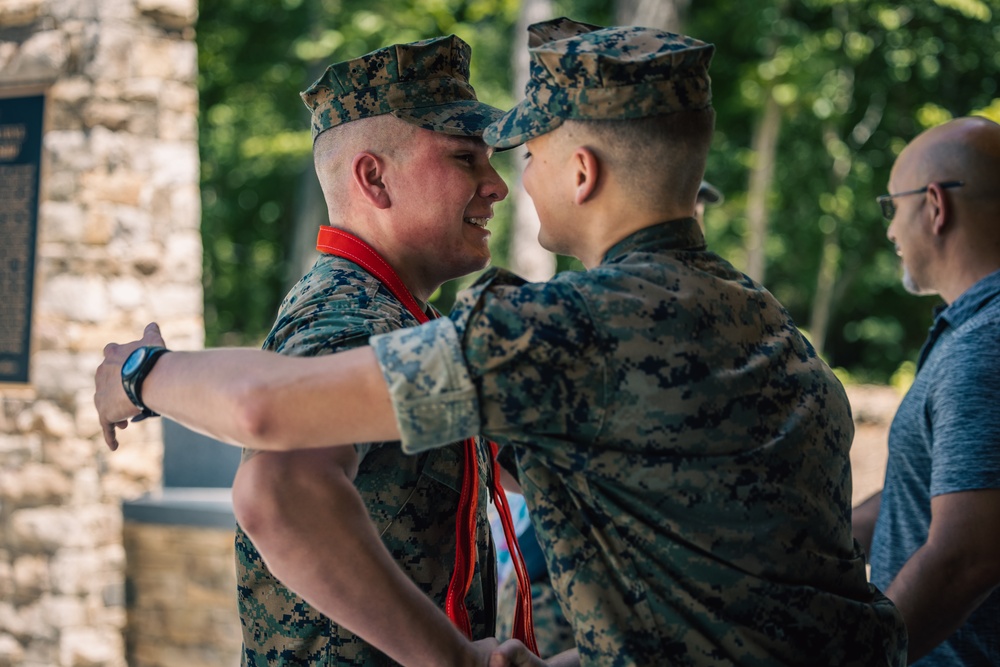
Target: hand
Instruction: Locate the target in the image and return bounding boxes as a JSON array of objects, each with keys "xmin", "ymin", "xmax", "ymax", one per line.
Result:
[
  {"xmin": 95, "ymin": 322, "xmax": 166, "ymax": 451},
  {"xmin": 488, "ymin": 640, "xmax": 549, "ymax": 667},
  {"xmin": 469, "ymin": 637, "xmax": 500, "ymax": 666}
]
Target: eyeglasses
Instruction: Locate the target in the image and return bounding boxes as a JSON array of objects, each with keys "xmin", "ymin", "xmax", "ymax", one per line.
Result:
[{"xmin": 877, "ymin": 181, "xmax": 964, "ymax": 220}]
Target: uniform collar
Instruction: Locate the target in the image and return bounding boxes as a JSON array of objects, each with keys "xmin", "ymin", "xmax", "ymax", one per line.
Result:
[{"xmin": 601, "ymin": 217, "xmax": 706, "ymax": 265}]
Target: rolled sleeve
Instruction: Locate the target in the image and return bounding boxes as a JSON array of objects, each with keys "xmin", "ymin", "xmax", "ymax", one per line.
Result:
[{"xmin": 371, "ymin": 317, "xmax": 481, "ymax": 454}]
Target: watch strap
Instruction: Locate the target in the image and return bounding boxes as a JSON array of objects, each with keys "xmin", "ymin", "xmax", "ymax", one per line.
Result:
[{"xmin": 122, "ymin": 346, "xmax": 169, "ymax": 421}]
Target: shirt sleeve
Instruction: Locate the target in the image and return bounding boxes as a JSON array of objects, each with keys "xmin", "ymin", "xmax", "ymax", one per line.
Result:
[
  {"xmin": 928, "ymin": 314, "xmax": 1000, "ymax": 496},
  {"xmin": 372, "ymin": 268, "xmax": 607, "ymax": 454}
]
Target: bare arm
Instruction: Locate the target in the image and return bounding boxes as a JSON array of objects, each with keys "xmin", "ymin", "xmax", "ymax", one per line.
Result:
[
  {"xmin": 95, "ymin": 323, "xmax": 400, "ymax": 451},
  {"xmin": 852, "ymin": 490, "xmax": 882, "ymax": 558},
  {"xmin": 885, "ymin": 488, "xmax": 1000, "ymax": 662},
  {"xmin": 235, "ymin": 447, "xmax": 493, "ymax": 666}
]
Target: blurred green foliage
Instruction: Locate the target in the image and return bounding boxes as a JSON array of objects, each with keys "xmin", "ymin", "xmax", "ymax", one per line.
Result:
[
  {"xmin": 689, "ymin": 0, "xmax": 1000, "ymax": 381},
  {"xmin": 198, "ymin": 0, "xmax": 1000, "ymax": 382}
]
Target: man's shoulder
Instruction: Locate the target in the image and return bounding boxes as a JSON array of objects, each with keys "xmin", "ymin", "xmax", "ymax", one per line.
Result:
[{"xmin": 266, "ymin": 256, "xmax": 413, "ymax": 355}]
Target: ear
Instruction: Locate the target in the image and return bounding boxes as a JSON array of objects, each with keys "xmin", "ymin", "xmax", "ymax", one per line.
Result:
[
  {"xmin": 926, "ymin": 182, "xmax": 950, "ymax": 236},
  {"xmin": 351, "ymin": 152, "xmax": 391, "ymax": 209},
  {"xmin": 572, "ymin": 146, "xmax": 600, "ymax": 205}
]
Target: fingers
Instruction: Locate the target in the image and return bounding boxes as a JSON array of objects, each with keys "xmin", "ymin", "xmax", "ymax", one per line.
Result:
[
  {"xmin": 143, "ymin": 322, "xmax": 165, "ymax": 346},
  {"xmin": 101, "ymin": 418, "xmax": 129, "ymax": 451},
  {"xmin": 489, "ymin": 640, "xmax": 541, "ymax": 667}
]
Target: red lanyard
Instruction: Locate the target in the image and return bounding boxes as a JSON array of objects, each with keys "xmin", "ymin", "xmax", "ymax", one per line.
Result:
[{"xmin": 316, "ymin": 226, "xmax": 538, "ymax": 654}]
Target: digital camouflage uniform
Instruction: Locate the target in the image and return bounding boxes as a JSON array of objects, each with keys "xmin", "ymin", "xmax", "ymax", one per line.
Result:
[
  {"xmin": 237, "ymin": 35, "xmax": 502, "ymax": 666},
  {"xmin": 369, "ymin": 19, "xmax": 908, "ymax": 667}
]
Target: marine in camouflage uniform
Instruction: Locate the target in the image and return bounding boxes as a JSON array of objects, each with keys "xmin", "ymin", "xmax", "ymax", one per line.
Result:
[
  {"xmin": 236, "ymin": 36, "xmax": 501, "ymax": 665},
  {"xmin": 365, "ymin": 19, "xmax": 908, "ymax": 667}
]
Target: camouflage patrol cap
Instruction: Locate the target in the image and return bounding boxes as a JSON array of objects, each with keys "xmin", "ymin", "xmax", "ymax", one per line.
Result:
[
  {"xmin": 484, "ymin": 18, "xmax": 715, "ymax": 149},
  {"xmin": 301, "ymin": 35, "xmax": 503, "ymax": 140}
]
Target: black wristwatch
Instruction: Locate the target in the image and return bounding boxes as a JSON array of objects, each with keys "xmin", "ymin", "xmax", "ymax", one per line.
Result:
[{"xmin": 121, "ymin": 346, "xmax": 170, "ymax": 421}]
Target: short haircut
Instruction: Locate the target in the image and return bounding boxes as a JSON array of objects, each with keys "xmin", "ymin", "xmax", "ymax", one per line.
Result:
[
  {"xmin": 313, "ymin": 115, "xmax": 417, "ymax": 217},
  {"xmin": 564, "ymin": 108, "xmax": 715, "ymax": 210}
]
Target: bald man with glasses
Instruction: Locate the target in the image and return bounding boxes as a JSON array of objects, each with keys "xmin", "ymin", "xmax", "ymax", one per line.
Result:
[{"xmin": 854, "ymin": 116, "xmax": 1000, "ymax": 666}]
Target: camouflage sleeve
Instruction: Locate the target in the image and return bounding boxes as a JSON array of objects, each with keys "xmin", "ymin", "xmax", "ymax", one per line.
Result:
[
  {"xmin": 371, "ymin": 268, "xmax": 606, "ymax": 454},
  {"xmin": 370, "ymin": 316, "xmax": 481, "ymax": 453}
]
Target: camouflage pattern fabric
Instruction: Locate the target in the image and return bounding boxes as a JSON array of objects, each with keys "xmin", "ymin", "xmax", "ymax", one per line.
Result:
[
  {"xmin": 496, "ymin": 572, "xmax": 575, "ymax": 658},
  {"xmin": 237, "ymin": 253, "xmax": 496, "ymax": 666},
  {"xmin": 372, "ymin": 218, "xmax": 908, "ymax": 666},
  {"xmin": 301, "ymin": 35, "xmax": 503, "ymax": 140},
  {"xmin": 484, "ymin": 20, "xmax": 714, "ymax": 149},
  {"xmin": 526, "ymin": 16, "xmax": 602, "ymax": 47}
]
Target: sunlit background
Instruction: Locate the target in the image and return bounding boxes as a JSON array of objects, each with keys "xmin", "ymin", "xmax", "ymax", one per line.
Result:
[{"xmin": 198, "ymin": 0, "xmax": 1000, "ymax": 388}]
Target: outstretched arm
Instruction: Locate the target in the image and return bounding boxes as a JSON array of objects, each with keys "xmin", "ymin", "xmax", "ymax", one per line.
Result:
[{"xmin": 95, "ymin": 322, "xmax": 400, "ymax": 451}]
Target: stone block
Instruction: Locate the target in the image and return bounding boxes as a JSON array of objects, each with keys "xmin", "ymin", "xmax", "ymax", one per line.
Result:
[
  {"xmin": 81, "ymin": 99, "xmax": 133, "ymax": 132},
  {"xmin": 43, "ymin": 130, "xmax": 92, "ymax": 173},
  {"xmin": 79, "ymin": 169, "xmax": 145, "ymax": 207},
  {"xmin": 0, "ymin": 433, "xmax": 41, "ymax": 460},
  {"xmin": 49, "ymin": 76, "xmax": 93, "ymax": 106},
  {"xmin": 59, "ymin": 626, "xmax": 125, "ymax": 667},
  {"xmin": 153, "ymin": 284, "xmax": 203, "ymax": 319},
  {"xmin": 0, "ymin": 463, "xmax": 72, "ymax": 507},
  {"xmin": 0, "ymin": 562, "xmax": 11, "ymax": 601},
  {"xmin": 136, "ymin": 0, "xmax": 197, "ymax": 30},
  {"xmin": 132, "ymin": 37, "xmax": 196, "ymax": 82},
  {"xmin": 13, "ymin": 555, "xmax": 51, "ymax": 603},
  {"xmin": 9, "ymin": 505, "xmax": 120, "ymax": 553},
  {"xmin": 158, "ymin": 107, "xmax": 197, "ymax": 142},
  {"xmin": 38, "ymin": 201, "xmax": 86, "ymax": 245},
  {"xmin": 1, "ymin": 30, "xmax": 68, "ymax": 83},
  {"xmin": 164, "ymin": 230, "xmax": 203, "ymax": 283},
  {"xmin": 0, "ymin": 633, "xmax": 24, "ymax": 667},
  {"xmin": 37, "ymin": 274, "xmax": 110, "ymax": 323},
  {"xmin": 22, "ymin": 400, "xmax": 76, "ymax": 438},
  {"xmin": 0, "ymin": 0, "xmax": 44, "ymax": 27}
]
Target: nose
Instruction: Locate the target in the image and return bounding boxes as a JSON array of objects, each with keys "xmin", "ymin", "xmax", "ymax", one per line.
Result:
[{"xmin": 480, "ymin": 163, "xmax": 509, "ymax": 202}]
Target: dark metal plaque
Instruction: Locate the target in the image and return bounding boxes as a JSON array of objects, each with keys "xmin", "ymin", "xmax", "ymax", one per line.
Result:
[{"xmin": 0, "ymin": 93, "xmax": 44, "ymax": 384}]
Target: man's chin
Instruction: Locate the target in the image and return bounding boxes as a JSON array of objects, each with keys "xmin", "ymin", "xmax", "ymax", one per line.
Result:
[{"xmin": 902, "ymin": 270, "xmax": 936, "ymax": 296}]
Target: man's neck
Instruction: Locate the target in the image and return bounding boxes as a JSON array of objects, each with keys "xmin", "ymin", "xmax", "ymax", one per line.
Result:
[
  {"xmin": 585, "ymin": 206, "xmax": 695, "ymax": 269},
  {"xmin": 324, "ymin": 222, "xmax": 439, "ymax": 304}
]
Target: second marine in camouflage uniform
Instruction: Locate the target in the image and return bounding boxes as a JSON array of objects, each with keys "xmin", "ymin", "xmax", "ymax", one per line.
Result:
[{"xmin": 370, "ymin": 19, "xmax": 908, "ymax": 667}]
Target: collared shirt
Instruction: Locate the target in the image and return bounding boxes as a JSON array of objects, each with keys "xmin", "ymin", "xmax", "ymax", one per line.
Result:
[
  {"xmin": 373, "ymin": 219, "xmax": 906, "ymax": 667},
  {"xmin": 238, "ymin": 254, "xmax": 496, "ymax": 666},
  {"xmin": 871, "ymin": 269, "xmax": 1000, "ymax": 666}
]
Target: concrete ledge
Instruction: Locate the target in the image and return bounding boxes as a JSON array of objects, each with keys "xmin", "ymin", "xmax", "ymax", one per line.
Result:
[{"xmin": 122, "ymin": 487, "xmax": 235, "ymax": 529}]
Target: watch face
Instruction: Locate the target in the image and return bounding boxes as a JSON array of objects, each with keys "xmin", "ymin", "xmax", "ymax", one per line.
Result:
[{"xmin": 123, "ymin": 348, "xmax": 147, "ymax": 376}]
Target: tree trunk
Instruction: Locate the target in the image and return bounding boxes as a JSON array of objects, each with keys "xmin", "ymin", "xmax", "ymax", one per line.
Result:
[
  {"xmin": 616, "ymin": 0, "xmax": 690, "ymax": 31},
  {"xmin": 287, "ymin": 166, "xmax": 325, "ymax": 289},
  {"xmin": 744, "ymin": 93, "xmax": 782, "ymax": 284},
  {"xmin": 506, "ymin": 0, "xmax": 556, "ymax": 282}
]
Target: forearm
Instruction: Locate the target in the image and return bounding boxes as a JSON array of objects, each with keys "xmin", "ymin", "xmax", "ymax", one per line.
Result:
[
  {"xmin": 235, "ymin": 451, "xmax": 485, "ymax": 666},
  {"xmin": 547, "ymin": 648, "xmax": 580, "ymax": 667},
  {"xmin": 142, "ymin": 347, "xmax": 400, "ymax": 450},
  {"xmin": 851, "ymin": 491, "xmax": 882, "ymax": 558},
  {"xmin": 886, "ymin": 543, "xmax": 996, "ymax": 661}
]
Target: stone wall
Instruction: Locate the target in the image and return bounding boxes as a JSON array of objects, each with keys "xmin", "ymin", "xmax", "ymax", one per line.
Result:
[
  {"xmin": 0, "ymin": 0, "xmax": 202, "ymax": 665},
  {"xmin": 123, "ymin": 521, "xmax": 240, "ymax": 667}
]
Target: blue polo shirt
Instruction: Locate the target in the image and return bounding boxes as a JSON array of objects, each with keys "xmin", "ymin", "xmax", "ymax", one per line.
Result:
[{"xmin": 870, "ymin": 269, "xmax": 1000, "ymax": 666}]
